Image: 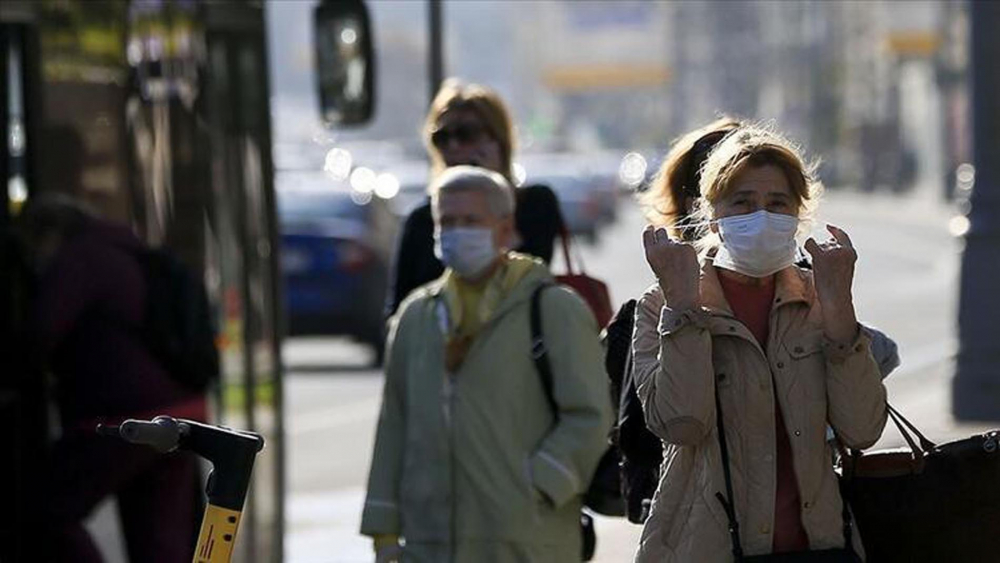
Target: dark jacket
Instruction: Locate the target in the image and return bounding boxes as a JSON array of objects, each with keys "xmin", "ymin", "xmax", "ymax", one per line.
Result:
[
  {"xmin": 385, "ymin": 184, "xmax": 564, "ymax": 318},
  {"xmin": 33, "ymin": 220, "xmax": 202, "ymax": 427}
]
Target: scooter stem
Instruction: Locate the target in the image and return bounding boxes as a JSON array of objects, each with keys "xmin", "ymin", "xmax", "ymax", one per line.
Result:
[{"xmin": 99, "ymin": 416, "xmax": 264, "ymax": 563}]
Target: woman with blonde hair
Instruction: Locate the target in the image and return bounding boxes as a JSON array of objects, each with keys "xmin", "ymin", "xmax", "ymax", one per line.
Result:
[
  {"xmin": 632, "ymin": 124, "xmax": 887, "ymax": 561},
  {"xmin": 385, "ymin": 79, "xmax": 564, "ymax": 318}
]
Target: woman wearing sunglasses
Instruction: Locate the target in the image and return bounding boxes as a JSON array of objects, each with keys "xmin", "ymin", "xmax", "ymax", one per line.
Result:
[
  {"xmin": 631, "ymin": 124, "xmax": 887, "ymax": 561},
  {"xmin": 385, "ymin": 79, "xmax": 564, "ymax": 318}
]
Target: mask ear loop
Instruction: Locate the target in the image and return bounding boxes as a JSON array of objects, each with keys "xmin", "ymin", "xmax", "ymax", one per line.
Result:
[{"xmin": 664, "ymin": 217, "xmax": 719, "ymax": 243}]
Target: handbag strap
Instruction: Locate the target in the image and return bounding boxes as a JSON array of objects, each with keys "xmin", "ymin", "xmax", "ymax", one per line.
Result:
[
  {"xmin": 559, "ymin": 225, "xmax": 591, "ymax": 276},
  {"xmin": 881, "ymin": 407, "xmax": 923, "ymax": 459},
  {"xmin": 714, "ymin": 383, "xmax": 855, "ymax": 561},
  {"xmin": 887, "ymin": 404, "xmax": 936, "ymax": 453},
  {"xmin": 560, "ymin": 226, "xmax": 576, "ymax": 276},
  {"xmin": 840, "ymin": 402, "xmax": 936, "ymax": 479}
]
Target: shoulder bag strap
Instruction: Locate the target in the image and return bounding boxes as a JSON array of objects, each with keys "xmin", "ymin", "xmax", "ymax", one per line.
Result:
[
  {"xmin": 713, "ymin": 386, "xmax": 745, "ymax": 561},
  {"xmin": 530, "ymin": 283, "xmax": 559, "ymax": 420}
]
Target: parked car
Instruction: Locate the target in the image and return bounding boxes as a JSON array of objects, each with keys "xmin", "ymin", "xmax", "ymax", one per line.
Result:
[
  {"xmin": 277, "ymin": 171, "xmax": 398, "ymax": 364},
  {"xmin": 526, "ymin": 172, "xmax": 603, "ymax": 242},
  {"xmin": 577, "ymin": 150, "xmax": 626, "ymax": 224},
  {"xmin": 520, "ymin": 154, "xmax": 613, "ymax": 242}
]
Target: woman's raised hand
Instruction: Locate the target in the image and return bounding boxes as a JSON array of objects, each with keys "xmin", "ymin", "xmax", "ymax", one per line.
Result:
[
  {"xmin": 643, "ymin": 225, "xmax": 700, "ymax": 311},
  {"xmin": 805, "ymin": 224, "xmax": 860, "ymax": 344}
]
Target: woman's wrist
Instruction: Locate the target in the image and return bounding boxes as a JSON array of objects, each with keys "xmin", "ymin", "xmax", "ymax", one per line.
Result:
[
  {"xmin": 821, "ymin": 301, "xmax": 859, "ymax": 345},
  {"xmin": 659, "ymin": 282, "xmax": 698, "ymax": 312}
]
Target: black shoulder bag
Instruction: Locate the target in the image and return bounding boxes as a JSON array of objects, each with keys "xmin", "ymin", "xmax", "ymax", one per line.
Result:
[
  {"xmin": 839, "ymin": 405, "xmax": 1000, "ymax": 562},
  {"xmin": 714, "ymin": 386, "xmax": 861, "ymax": 562}
]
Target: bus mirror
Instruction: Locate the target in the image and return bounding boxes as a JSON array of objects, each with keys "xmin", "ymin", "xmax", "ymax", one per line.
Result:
[{"xmin": 313, "ymin": 0, "xmax": 375, "ymax": 127}]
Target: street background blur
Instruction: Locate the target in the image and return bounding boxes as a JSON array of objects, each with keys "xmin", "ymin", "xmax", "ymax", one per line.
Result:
[
  {"xmin": 76, "ymin": 1, "xmax": 994, "ymax": 561},
  {"xmin": 270, "ymin": 0, "xmax": 968, "ymax": 200},
  {"xmin": 271, "ymin": 2, "xmax": 987, "ymax": 561}
]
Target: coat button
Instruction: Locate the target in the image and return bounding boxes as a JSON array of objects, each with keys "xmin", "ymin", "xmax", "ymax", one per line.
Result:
[
  {"xmin": 760, "ymin": 525, "xmax": 771, "ymax": 535},
  {"xmin": 776, "ymin": 361, "xmax": 785, "ymax": 369},
  {"xmin": 804, "ymin": 501, "xmax": 812, "ymax": 509},
  {"xmin": 717, "ymin": 373, "xmax": 727, "ymax": 382},
  {"xmin": 794, "ymin": 430, "xmax": 802, "ymax": 437},
  {"xmin": 793, "ymin": 346, "xmax": 804, "ymax": 354}
]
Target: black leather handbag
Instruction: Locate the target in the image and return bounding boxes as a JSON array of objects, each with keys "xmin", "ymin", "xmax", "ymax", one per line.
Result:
[
  {"xmin": 714, "ymin": 389, "xmax": 861, "ymax": 562},
  {"xmin": 839, "ymin": 405, "xmax": 1000, "ymax": 563}
]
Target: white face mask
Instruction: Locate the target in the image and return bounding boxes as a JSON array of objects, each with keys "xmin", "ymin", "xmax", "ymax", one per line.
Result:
[
  {"xmin": 434, "ymin": 226, "xmax": 499, "ymax": 279},
  {"xmin": 713, "ymin": 210, "xmax": 799, "ymax": 277}
]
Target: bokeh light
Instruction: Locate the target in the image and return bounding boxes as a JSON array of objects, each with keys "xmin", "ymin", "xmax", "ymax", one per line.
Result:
[
  {"xmin": 619, "ymin": 152, "xmax": 648, "ymax": 188},
  {"xmin": 374, "ymin": 173, "xmax": 400, "ymax": 199},
  {"xmin": 323, "ymin": 148, "xmax": 353, "ymax": 181},
  {"xmin": 350, "ymin": 167, "xmax": 376, "ymax": 193}
]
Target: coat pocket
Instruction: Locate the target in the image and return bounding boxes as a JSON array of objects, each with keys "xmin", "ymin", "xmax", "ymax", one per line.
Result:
[
  {"xmin": 523, "ymin": 455, "xmax": 547, "ymax": 524},
  {"xmin": 786, "ymin": 330, "xmax": 824, "ymax": 361}
]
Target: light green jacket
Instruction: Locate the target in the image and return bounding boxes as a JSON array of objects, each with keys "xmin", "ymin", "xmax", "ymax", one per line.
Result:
[{"xmin": 361, "ymin": 262, "xmax": 613, "ymax": 562}]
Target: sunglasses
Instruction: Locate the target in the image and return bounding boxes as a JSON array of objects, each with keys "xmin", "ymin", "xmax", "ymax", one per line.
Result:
[{"xmin": 431, "ymin": 123, "xmax": 488, "ymax": 148}]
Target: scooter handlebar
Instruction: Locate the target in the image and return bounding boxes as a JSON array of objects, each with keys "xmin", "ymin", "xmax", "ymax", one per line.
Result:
[
  {"xmin": 97, "ymin": 415, "xmax": 264, "ymax": 512},
  {"xmin": 113, "ymin": 415, "xmax": 186, "ymax": 453}
]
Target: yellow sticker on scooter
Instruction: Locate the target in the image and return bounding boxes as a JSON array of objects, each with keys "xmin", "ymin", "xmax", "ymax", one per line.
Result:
[{"xmin": 193, "ymin": 504, "xmax": 242, "ymax": 563}]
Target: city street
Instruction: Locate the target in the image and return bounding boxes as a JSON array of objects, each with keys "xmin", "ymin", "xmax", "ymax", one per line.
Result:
[
  {"xmin": 282, "ymin": 189, "xmax": 996, "ymax": 562},
  {"xmin": 11, "ymin": 3, "xmax": 995, "ymax": 563},
  {"xmin": 13, "ymin": 4, "xmax": 1000, "ymax": 563},
  {"xmin": 82, "ymin": 188, "xmax": 996, "ymax": 562}
]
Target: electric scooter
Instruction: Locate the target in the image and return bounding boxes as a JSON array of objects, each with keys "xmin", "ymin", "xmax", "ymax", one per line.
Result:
[{"xmin": 98, "ymin": 416, "xmax": 264, "ymax": 563}]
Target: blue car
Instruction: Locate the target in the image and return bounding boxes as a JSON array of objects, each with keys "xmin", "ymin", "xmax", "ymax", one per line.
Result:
[{"xmin": 278, "ymin": 175, "xmax": 398, "ymax": 363}]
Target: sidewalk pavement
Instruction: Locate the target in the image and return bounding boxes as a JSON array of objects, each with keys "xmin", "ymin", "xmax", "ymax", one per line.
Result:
[
  {"xmin": 86, "ymin": 346, "xmax": 990, "ymax": 563},
  {"xmin": 283, "ymin": 353, "xmax": 995, "ymax": 563}
]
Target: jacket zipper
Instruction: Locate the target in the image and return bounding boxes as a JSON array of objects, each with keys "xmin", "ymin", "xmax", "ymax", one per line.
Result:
[
  {"xmin": 436, "ymin": 292, "xmax": 528, "ymax": 559},
  {"xmin": 436, "ymin": 296, "xmax": 459, "ymax": 561},
  {"xmin": 444, "ymin": 368, "xmax": 458, "ymax": 561},
  {"xmin": 714, "ymin": 307, "xmax": 784, "ymax": 543}
]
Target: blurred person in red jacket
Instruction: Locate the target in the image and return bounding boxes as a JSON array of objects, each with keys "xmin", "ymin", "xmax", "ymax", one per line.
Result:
[{"xmin": 17, "ymin": 192, "xmax": 206, "ymax": 563}]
